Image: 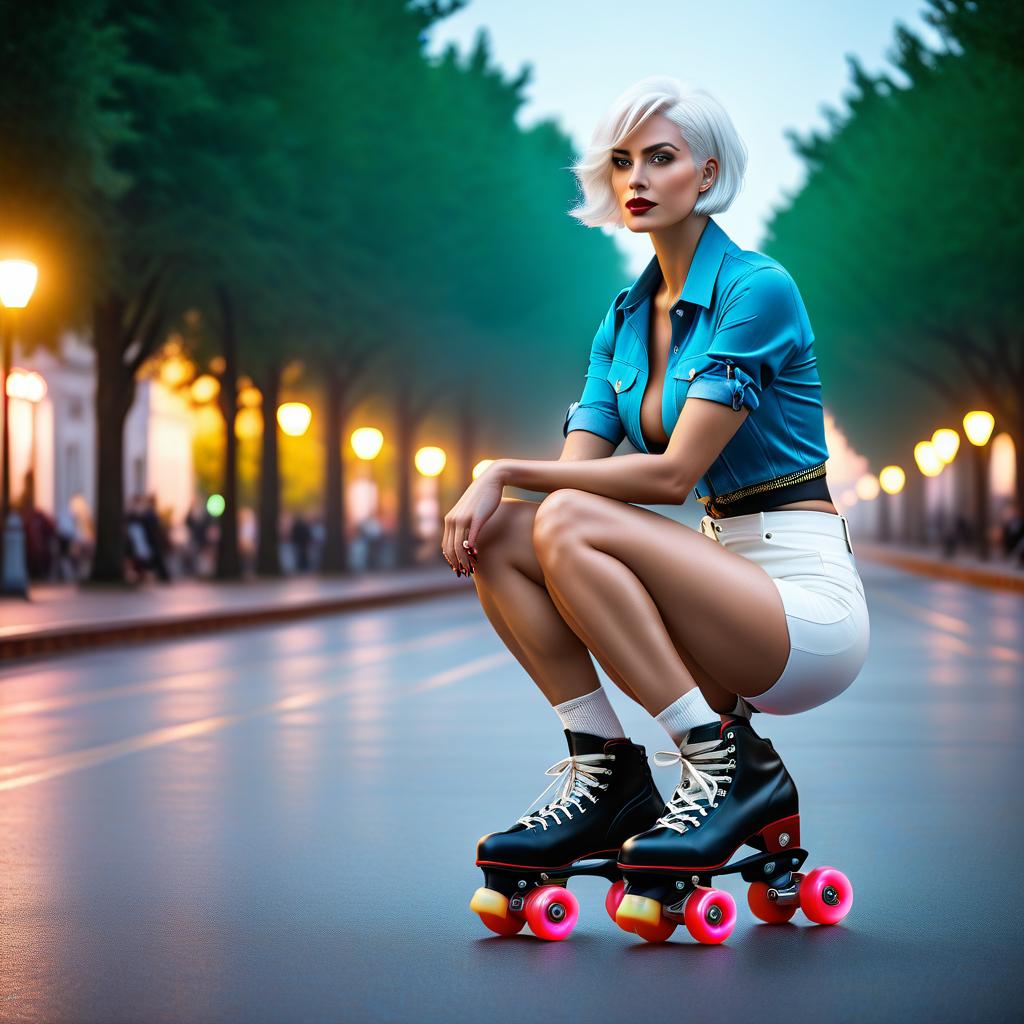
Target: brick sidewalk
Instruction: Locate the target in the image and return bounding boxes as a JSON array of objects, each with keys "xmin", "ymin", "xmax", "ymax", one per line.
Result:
[{"xmin": 0, "ymin": 567, "xmax": 466, "ymax": 661}]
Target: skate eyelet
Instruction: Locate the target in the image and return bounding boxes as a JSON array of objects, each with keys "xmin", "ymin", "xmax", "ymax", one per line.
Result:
[
  {"xmin": 728, "ymin": 745, "xmax": 735, "ymax": 753},
  {"xmin": 726, "ymin": 732, "xmax": 734, "ymax": 740}
]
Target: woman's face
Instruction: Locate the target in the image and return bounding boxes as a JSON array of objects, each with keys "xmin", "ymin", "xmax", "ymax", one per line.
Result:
[{"xmin": 610, "ymin": 112, "xmax": 717, "ymax": 231}]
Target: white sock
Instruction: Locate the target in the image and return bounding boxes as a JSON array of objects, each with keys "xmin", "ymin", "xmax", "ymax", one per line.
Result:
[
  {"xmin": 655, "ymin": 688, "xmax": 718, "ymax": 747},
  {"xmin": 554, "ymin": 686, "xmax": 625, "ymax": 740}
]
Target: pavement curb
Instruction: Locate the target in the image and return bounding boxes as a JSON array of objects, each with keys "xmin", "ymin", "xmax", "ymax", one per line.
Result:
[
  {"xmin": 1, "ymin": 576, "xmax": 466, "ymax": 662},
  {"xmin": 857, "ymin": 544, "xmax": 1024, "ymax": 594}
]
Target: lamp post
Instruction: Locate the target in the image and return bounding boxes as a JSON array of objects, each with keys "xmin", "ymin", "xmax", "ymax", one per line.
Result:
[
  {"xmin": 1, "ymin": 259, "xmax": 39, "ymax": 598},
  {"xmin": 352, "ymin": 427, "xmax": 385, "ymax": 569},
  {"xmin": 963, "ymin": 410, "xmax": 995, "ymax": 561},
  {"xmin": 878, "ymin": 465, "xmax": 906, "ymax": 543}
]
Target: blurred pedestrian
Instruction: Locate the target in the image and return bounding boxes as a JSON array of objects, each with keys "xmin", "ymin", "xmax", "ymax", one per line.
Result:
[
  {"xmin": 142, "ymin": 493, "xmax": 171, "ymax": 581},
  {"xmin": 55, "ymin": 500, "xmax": 78, "ymax": 581},
  {"xmin": 69, "ymin": 493, "xmax": 95, "ymax": 578},
  {"xmin": 290, "ymin": 511, "xmax": 313, "ymax": 572},
  {"xmin": 998, "ymin": 498, "xmax": 1024, "ymax": 566},
  {"xmin": 18, "ymin": 472, "xmax": 56, "ymax": 581},
  {"xmin": 183, "ymin": 500, "xmax": 210, "ymax": 576},
  {"xmin": 125, "ymin": 495, "xmax": 154, "ymax": 580}
]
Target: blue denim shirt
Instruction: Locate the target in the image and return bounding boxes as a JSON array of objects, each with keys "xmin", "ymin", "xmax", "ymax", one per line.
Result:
[{"xmin": 562, "ymin": 216, "xmax": 829, "ymax": 504}]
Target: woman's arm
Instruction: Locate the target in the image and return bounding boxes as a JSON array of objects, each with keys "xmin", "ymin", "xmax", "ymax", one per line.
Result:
[
  {"xmin": 498, "ymin": 397, "xmax": 750, "ymax": 506},
  {"xmin": 496, "ymin": 450, "xmax": 679, "ymax": 505}
]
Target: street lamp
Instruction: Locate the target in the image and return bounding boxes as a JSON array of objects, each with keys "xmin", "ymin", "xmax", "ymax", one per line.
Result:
[
  {"xmin": 963, "ymin": 410, "xmax": 995, "ymax": 561},
  {"xmin": 1, "ymin": 258, "xmax": 39, "ymax": 598},
  {"xmin": 277, "ymin": 401, "xmax": 311, "ymax": 437},
  {"xmin": 877, "ymin": 465, "xmax": 905, "ymax": 544},
  {"xmin": 351, "ymin": 428, "xmax": 385, "ymax": 569}
]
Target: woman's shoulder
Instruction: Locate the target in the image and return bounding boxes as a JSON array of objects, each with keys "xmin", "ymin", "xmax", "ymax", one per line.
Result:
[
  {"xmin": 719, "ymin": 244, "xmax": 795, "ymax": 288},
  {"xmin": 715, "ymin": 246, "xmax": 809, "ymax": 316}
]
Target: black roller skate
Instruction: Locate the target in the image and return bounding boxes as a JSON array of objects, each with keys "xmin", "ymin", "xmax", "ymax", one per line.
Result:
[
  {"xmin": 470, "ymin": 730, "xmax": 664, "ymax": 940},
  {"xmin": 613, "ymin": 716, "xmax": 853, "ymax": 944}
]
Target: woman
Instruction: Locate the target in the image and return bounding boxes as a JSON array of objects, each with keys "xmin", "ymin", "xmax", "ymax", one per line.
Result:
[{"xmin": 447, "ymin": 77, "xmax": 869, "ymax": 943}]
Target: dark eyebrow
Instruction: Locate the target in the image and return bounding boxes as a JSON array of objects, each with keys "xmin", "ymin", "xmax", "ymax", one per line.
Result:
[{"xmin": 611, "ymin": 141, "xmax": 680, "ymax": 156}]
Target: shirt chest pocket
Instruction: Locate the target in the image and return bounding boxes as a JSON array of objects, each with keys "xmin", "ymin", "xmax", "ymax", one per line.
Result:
[
  {"xmin": 671, "ymin": 352, "xmax": 721, "ymax": 407},
  {"xmin": 606, "ymin": 361, "xmax": 640, "ymax": 406}
]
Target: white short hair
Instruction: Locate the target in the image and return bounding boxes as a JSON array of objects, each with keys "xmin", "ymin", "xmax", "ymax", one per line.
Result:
[{"xmin": 567, "ymin": 76, "xmax": 748, "ymax": 228}]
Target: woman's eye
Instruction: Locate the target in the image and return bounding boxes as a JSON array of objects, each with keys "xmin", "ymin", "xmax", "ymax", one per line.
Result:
[{"xmin": 612, "ymin": 153, "xmax": 671, "ymax": 168}]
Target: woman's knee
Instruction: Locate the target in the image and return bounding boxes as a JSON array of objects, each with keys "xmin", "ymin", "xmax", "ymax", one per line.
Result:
[{"xmin": 474, "ymin": 498, "xmax": 542, "ymax": 577}]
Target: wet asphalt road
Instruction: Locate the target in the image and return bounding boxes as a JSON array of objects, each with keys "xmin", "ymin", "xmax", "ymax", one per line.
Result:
[{"xmin": 1, "ymin": 561, "xmax": 1022, "ymax": 1024}]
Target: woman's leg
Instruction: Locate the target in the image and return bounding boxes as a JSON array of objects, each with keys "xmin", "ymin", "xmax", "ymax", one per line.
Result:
[
  {"xmin": 532, "ymin": 490, "xmax": 791, "ymax": 717},
  {"xmin": 471, "ymin": 497, "xmax": 644, "ymax": 707}
]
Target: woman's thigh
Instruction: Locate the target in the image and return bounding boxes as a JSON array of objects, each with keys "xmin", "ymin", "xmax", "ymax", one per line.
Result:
[{"xmin": 532, "ymin": 490, "xmax": 791, "ymax": 699}]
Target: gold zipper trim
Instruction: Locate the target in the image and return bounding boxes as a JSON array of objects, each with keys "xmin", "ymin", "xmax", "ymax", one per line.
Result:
[{"xmin": 698, "ymin": 461, "xmax": 828, "ymax": 508}]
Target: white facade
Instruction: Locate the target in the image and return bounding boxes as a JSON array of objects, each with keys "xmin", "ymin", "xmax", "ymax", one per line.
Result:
[{"xmin": 4, "ymin": 331, "xmax": 195, "ymax": 529}]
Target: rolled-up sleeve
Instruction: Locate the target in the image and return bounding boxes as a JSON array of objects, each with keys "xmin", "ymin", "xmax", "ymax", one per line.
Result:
[
  {"xmin": 562, "ymin": 292, "xmax": 627, "ymax": 445},
  {"xmin": 687, "ymin": 267, "xmax": 808, "ymax": 413}
]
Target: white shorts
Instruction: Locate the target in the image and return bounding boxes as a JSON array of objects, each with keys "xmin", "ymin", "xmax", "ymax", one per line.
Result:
[{"xmin": 699, "ymin": 509, "xmax": 871, "ymax": 715}]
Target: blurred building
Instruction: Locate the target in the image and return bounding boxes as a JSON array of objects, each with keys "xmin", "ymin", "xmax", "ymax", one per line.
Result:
[{"xmin": 5, "ymin": 331, "xmax": 195, "ymax": 525}]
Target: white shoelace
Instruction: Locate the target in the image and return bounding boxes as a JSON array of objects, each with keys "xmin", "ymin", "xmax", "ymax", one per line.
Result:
[
  {"xmin": 652, "ymin": 737, "xmax": 736, "ymax": 834},
  {"xmin": 516, "ymin": 753, "xmax": 615, "ymax": 831}
]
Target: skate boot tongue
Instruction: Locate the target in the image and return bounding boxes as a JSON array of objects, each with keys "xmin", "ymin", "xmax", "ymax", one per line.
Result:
[
  {"xmin": 565, "ymin": 729, "xmax": 618, "ymax": 756},
  {"xmin": 682, "ymin": 721, "xmax": 724, "ymax": 746}
]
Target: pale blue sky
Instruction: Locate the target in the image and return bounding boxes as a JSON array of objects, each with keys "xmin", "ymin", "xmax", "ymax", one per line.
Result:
[{"xmin": 426, "ymin": 0, "xmax": 942, "ymax": 275}]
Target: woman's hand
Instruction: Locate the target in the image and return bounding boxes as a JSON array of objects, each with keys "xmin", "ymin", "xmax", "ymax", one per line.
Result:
[{"xmin": 441, "ymin": 461, "xmax": 506, "ymax": 577}]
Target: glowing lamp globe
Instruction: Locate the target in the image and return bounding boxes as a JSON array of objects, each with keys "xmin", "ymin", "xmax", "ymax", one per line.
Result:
[
  {"xmin": 206, "ymin": 494, "xmax": 226, "ymax": 517},
  {"xmin": 277, "ymin": 402, "xmax": 312, "ymax": 437},
  {"xmin": 913, "ymin": 441, "xmax": 944, "ymax": 477},
  {"xmin": 351, "ymin": 427, "xmax": 384, "ymax": 461},
  {"xmin": 854, "ymin": 473, "xmax": 880, "ymax": 501},
  {"xmin": 472, "ymin": 459, "xmax": 495, "ymax": 480},
  {"xmin": 931, "ymin": 428, "xmax": 960, "ymax": 463},
  {"xmin": 235, "ymin": 407, "xmax": 262, "ymax": 440},
  {"xmin": 879, "ymin": 466, "xmax": 906, "ymax": 495},
  {"xmin": 190, "ymin": 374, "xmax": 220, "ymax": 404},
  {"xmin": 0, "ymin": 259, "xmax": 38, "ymax": 308},
  {"xmin": 6, "ymin": 369, "xmax": 47, "ymax": 402},
  {"xmin": 238, "ymin": 384, "xmax": 262, "ymax": 408},
  {"xmin": 160, "ymin": 355, "xmax": 192, "ymax": 389},
  {"xmin": 415, "ymin": 446, "xmax": 446, "ymax": 477},
  {"xmin": 963, "ymin": 411, "xmax": 994, "ymax": 447}
]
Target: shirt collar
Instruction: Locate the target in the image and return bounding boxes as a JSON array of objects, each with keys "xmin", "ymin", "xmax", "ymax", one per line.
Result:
[{"xmin": 620, "ymin": 216, "xmax": 733, "ymax": 313}]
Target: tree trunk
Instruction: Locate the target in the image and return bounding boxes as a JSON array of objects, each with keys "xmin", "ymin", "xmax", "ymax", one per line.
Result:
[
  {"xmin": 256, "ymin": 360, "xmax": 282, "ymax": 576},
  {"xmin": 320, "ymin": 365, "xmax": 350, "ymax": 574},
  {"xmin": 395, "ymin": 383, "xmax": 417, "ymax": 568},
  {"xmin": 1013, "ymin": 406, "xmax": 1024, "ymax": 511},
  {"xmin": 89, "ymin": 297, "xmax": 135, "ymax": 583},
  {"xmin": 215, "ymin": 284, "xmax": 241, "ymax": 579}
]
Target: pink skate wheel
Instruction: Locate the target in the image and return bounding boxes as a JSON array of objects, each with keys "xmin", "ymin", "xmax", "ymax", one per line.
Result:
[
  {"xmin": 683, "ymin": 886, "xmax": 736, "ymax": 944},
  {"xmin": 524, "ymin": 885, "xmax": 579, "ymax": 941},
  {"xmin": 799, "ymin": 866, "xmax": 853, "ymax": 925},
  {"xmin": 605, "ymin": 880, "xmax": 626, "ymax": 924},
  {"xmin": 747, "ymin": 881, "xmax": 798, "ymax": 924}
]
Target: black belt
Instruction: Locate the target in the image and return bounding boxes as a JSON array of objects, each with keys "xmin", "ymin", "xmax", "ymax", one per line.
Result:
[{"xmin": 697, "ymin": 462, "xmax": 832, "ymax": 519}]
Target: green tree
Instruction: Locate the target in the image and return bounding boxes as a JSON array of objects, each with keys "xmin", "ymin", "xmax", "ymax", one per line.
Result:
[{"xmin": 763, "ymin": 0, "xmax": 1024, "ymax": 503}]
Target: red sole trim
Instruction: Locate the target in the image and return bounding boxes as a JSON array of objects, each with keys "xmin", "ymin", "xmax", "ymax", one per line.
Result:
[{"xmin": 476, "ymin": 849, "xmax": 620, "ymax": 871}]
